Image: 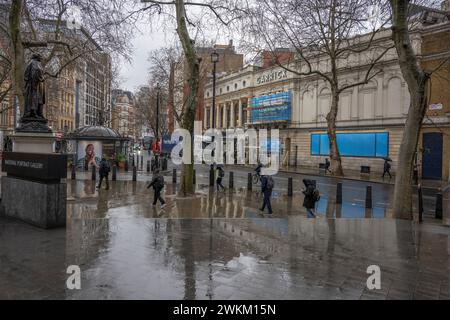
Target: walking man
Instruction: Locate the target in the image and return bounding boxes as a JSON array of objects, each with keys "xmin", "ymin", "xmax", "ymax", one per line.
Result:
[
  {"xmin": 302, "ymin": 179, "xmax": 320, "ymax": 218},
  {"xmin": 216, "ymin": 166, "xmax": 225, "ymax": 191},
  {"xmin": 325, "ymin": 158, "xmax": 331, "ymax": 174},
  {"xmin": 260, "ymin": 175, "xmax": 274, "ymax": 215},
  {"xmin": 147, "ymin": 169, "xmax": 166, "ymax": 209},
  {"xmin": 97, "ymin": 158, "xmax": 110, "ymax": 190},
  {"xmin": 382, "ymin": 158, "xmax": 392, "ymax": 179}
]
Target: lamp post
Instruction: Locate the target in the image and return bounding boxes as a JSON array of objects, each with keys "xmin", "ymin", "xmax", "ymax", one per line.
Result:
[
  {"xmin": 210, "ymin": 51, "xmax": 219, "ymax": 186},
  {"xmin": 210, "ymin": 50, "xmax": 219, "ymax": 129},
  {"xmin": 155, "ymin": 83, "xmax": 161, "ymax": 170}
]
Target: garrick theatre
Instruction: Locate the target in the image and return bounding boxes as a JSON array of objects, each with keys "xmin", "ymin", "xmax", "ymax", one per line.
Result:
[{"xmin": 203, "ymin": 18, "xmax": 450, "ymax": 181}]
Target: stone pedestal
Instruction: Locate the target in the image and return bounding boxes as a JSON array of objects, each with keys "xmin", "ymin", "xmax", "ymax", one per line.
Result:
[
  {"xmin": 1, "ymin": 152, "xmax": 67, "ymax": 229},
  {"xmin": 11, "ymin": 132, "xmax": 55, "ymax": 153},
  {"xmin": 1, "ymin": 176, "xmax": 66, "ymax": 228}
]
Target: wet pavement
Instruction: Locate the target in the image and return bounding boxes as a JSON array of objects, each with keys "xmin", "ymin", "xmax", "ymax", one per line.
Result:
[{"xmin": 1, "ymin": 177, "xmax": 450, "ymax": 300}]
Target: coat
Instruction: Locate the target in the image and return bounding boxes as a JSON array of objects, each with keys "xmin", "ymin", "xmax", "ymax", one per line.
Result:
[{"xmin": 302, "ymin": 179, "xmax": 316, "ymax": 209}]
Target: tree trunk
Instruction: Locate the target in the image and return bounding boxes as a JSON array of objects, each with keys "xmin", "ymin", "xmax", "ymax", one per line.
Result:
[
  {"xmin": 390, "ymin": 0, "xmax": 428, "ymax": 220},
  {"xmin": 326, "ymin": 89, "xmax": 344, "ymax": 176},
  {"xmin": 168, "ymin": 62, "xmax": 175, "ymax": 133},
  {"xmin": 175, "ymin": 0, "xmax": 200, "ymax": 195},
  {"xmin": 9, "ymin": 0, "xmax": 25, "ymax": 115}
]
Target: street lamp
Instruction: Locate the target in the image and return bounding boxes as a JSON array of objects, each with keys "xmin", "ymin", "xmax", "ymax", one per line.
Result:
[
  {"xmin": 210, "ymin": 50, "xmax": 219, "ymax": 130},
  {"xmin": 209, "ymin": 50, "xmax": 220, "ymax": 186}
]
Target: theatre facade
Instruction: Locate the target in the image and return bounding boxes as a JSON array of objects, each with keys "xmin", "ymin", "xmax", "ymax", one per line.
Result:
[{"xmin": 204, "ymin": 22, "xmax": 450, "ymax": 181}]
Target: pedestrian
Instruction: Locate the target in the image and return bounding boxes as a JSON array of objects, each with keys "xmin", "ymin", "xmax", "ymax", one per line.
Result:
[
  {"xmin": 325, "ymin": 158, "xmax": 331, "ymax": 174},
  {"xmin": 382, "ymin": 158, "xmax": 392, "ymax": 179},
  {"xmin": 302, "ymin": 179, "xmax": 320, "ymax": 218},
  {"xmin": 97, "ymin": 158, "xmax": 110, "ymax": 190},
  {"xmin": 259, "ymin": 175, "xmax": 274, "ymax": 215},
  {"xmin": 147, "ymin": 169, "xmax": 166, "ymax": 209},
  {"xmin": 216, "ymin": 166, "xmax": 225, "ymax": 191}
]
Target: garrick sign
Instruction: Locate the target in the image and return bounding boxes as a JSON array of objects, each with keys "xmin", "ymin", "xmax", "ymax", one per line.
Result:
[{"xmin": 256, "ymin": 69, "xmax": 288, "ymax": 85}]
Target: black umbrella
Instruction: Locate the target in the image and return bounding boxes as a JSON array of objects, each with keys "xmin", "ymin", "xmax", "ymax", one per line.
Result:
[{"xmin": 384, "ymin": 157, "xmax": 393, "ymax": 162}]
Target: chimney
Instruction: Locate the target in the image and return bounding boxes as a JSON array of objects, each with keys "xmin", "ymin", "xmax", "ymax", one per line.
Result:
[{"xmin": 442, "ymin": 0, "xmax": 450, "ymax": 12}]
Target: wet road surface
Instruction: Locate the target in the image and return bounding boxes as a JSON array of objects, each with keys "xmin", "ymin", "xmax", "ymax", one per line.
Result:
[{"xmin": 1, "ymin": 178, "xmax": 450, "ymax": 300}]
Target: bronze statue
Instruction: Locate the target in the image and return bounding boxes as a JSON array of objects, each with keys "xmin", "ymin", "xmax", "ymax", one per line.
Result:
[{"xmin": 17, "ymin": 54, "xmax": 51, "ymax": 133}]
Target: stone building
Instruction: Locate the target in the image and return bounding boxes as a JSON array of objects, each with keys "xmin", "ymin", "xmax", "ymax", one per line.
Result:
[
  {"xmin": 204, "ymin": 7, "xmax": 450, "ymax": 180},
  {"xmin": 172, "ymin": 40, "xmax": 244, "ymax": 132},
  {"xmin": 112, "ymin": 89, "xmax": 139, "ymax": 143}
]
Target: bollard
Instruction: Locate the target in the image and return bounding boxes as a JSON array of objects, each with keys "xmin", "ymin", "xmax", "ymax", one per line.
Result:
[
  {"xmin": 91, "ymin": 165, "xmax": 96, "ymax": 181},
  {"xmin": 132, "ymin": 166, "xmax": 137, "ymax": 182},
  {"xmin": 288, "ymin": 177, "xmax": 293, "ymax": 197},
  {"xmin": 137, "ymin": 156, "xmax": 139, "ymax": 169},
  {"xmin": 125, "ymin": 160, "xmax": 129, "ymax": 172},
  {"xmin": 229, "ymin": 172, "xmax": 234, "ymax": 189},
  {"xmin": 162, "ymin": 157, "xmax": 168, "ymax": 171},
  {"xmin": 436, "ymin": 192, "xmax": 443, "ymax": 220},
  {"xmin": 247, "ymin": 173, "xmax": 253, "ymax": 191},
  {"xmin": 172, "ymin": 169, "xmax": 177, "ymax": 184},
  {"xmin": 193, "ymin": 170, "xmax": 196, "ymax": 185},
  {"xmin": 336, "ymin": 183, "xmax": 343, "ymax": 204},
  {"xmin": 209, "ymin": 168, "xmax": 215, "ymax": 187},
  {"xmin": 71, "ymin": 165, "xmax": 76, "ymax": 180},
  {"xmin": 365, "ymin": 186, "xmax": 372, "ymax": 209},
  {"xmin": 147, "ymin": 161, "xmax": 150, "ymax": 173},
  {"xmin": 418, "ymin": 184, "xmax": 424, "ymax": 223},
  {"xmin": 112, "ymin": 165, "xmax": 117, "ymax": 181}
]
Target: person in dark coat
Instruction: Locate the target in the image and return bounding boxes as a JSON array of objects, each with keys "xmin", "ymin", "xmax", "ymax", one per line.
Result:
[
  {"xmin": 97, "ymin": 158, "xmax": 110, "ymax": 190},
  {"xmin": 259, "ymin": 175, "xmax": 274, "ymax": 215},
  {"xmin": 216, "ymin": 166, "xmax": 225, "ymax": 191},
  {"xmin": 147, "ymin": 169, "xmax": 166, "ymax": 208},
  {"xmin": 302, "ymin": 179, "xmax": 318, "ymax": 218},
  {"xmin": 325, "ymin": 158, "xmax": 331, "ymax": 174},
  {"xmin": 382, "ymin": 158, "xmax": 392, "ymax": 179}
]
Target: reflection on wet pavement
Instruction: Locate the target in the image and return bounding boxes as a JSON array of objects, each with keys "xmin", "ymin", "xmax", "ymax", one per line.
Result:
[{"xmin": 1, "ymin": 180, "xmax": 449, "ymax": 300}]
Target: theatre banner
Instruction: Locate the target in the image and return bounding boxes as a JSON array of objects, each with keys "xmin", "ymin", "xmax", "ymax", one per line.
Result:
[{"xmin": 250, "ymin": 91, "xmax": 292, "ymax": 124}]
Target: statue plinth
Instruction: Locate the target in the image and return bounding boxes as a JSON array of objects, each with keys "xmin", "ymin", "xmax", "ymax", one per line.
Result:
[
  {"xmin": 16, "ymin": 117, "xmax": 52, "ymax": 134},
  {"xmin": 11, "ymin": 131, "xmax": 55, "ymax": 154}
]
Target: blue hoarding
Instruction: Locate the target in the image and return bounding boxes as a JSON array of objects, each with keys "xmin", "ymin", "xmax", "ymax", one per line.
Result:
[
  {"xmin": 250, "ymin": 92, "xmax": 292, "ymax": 124},
  {"xmin": 162, "ymin": 134, "xmax": 177, "ymax": 154}
]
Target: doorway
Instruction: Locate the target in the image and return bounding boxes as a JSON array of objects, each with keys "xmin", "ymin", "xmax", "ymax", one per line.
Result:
[{"xmin": 422, "ymin": 132, "xmax": 443, "ymax": 180}]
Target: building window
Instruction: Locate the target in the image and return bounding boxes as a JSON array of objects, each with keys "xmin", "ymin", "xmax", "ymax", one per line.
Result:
[
  {"xmin": 243, "ymin": 80, "xmax": 246, "ymax": 87},
  {"xmin": 227, "ymin": 86, "xmax": 230, "ymax": 92},
  {"xmin": 234, "ymin": 83, "xmax": 238, "ymax": 90},
  {"xmin": 311, "ymin": 132, "xmax": 389, "ymax": 158}
]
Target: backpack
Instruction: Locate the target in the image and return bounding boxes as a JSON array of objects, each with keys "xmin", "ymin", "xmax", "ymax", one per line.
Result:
[
  {"xmin": 218, "ymin": 169, "xmax": 225, "ymax": 178},
  {"xmin": 313, "ymin": 188, "xmax": 320, "ymax": 202},
  {"xmin": 266, "ymin": 176, "xmax": 275, "ymax": 190},
  {"xmin": 155, "ymin": 176, "xmax": 164, "ymax": 189}
]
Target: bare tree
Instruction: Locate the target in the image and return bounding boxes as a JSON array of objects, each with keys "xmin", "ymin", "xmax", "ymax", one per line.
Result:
[
  {"xmin": 388, "ymin": 0, "xmax": 448, "ymax": 220},
  {"xmin": 134, "ymin": 85, "xmax": 169, "ymax": 138},
  {"xmin": 243, "ymin": 0, "xmax": 393, "ymax": 176},
  {"xmin": 140, "ymin": 0, "xmax": 242, "ymax": 194},
  {"xmin": 6, "ymin": 0, "xmax": 133, "ymax": 119}
]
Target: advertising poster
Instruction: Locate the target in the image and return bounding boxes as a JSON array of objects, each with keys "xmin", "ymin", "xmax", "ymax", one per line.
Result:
[{"xmin": 76, "ymin": 141, "xmax": 102, "ymax": 169}]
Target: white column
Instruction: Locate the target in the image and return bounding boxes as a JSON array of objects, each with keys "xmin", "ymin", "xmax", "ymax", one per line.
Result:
[
  {"xmin": 230, "ymin": 101, "xmax": 235, "ymax": 128},
  {"xmin": 209, "ymin": 106, "xmax": 213, "ymax": 129},
  {"xmin": 238, "ymin": 99, "xmax": 243, "ymax": 128},
  {"xmin": 216, "ymin": 105, "xmax": 220, "ymax": 128},
  {"xmin": 204, "ymin": 107, "xmax": 208, "ymax": 129},
  {"xmin": 246, "ymin": 98, "xmax": 251, "ymax": 125},
  {"xmin": 223, "ymin": 103, "xmax": 227, "ymax": 129}
]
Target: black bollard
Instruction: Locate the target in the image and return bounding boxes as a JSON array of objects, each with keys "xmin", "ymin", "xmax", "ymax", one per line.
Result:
[
  {"xmin": 229, "ymin": 172, "xmax": 234, "ymax": 189},
  {"xmin": 365, "ymin": 186, "xmax": 372, "ymax": 209},
  {"xmin": 418, "ymin": 184, "xmax": 424, "ymax": 223},
  {"xmin": 436, "ymin": 192, "xmax": 443, "ymax": 220},
  {"xmin": 193, "ymin": 170, "xmax": 196, "ymax": 185},
  {"xmin": 209, "ymin": 168, "xmax": 215, "ymax": 187},
  {"xmin": 132, "ymin": 166, "xmax": 137, "ymax": 182},
  {"xmin": 162, "ymin": 157, "xmax": 168, "ymax": 171},
  {"xmin": 71, "ymin": 165, "xmax": 76, "ymax": 180},
  {"xmin": 147, "ymin": 161, "xmax": 150, "ymax": 173},
  {"xmin": 112, "ymin": 165, "xmax": 117, "ymax": 181},
  {"xmin": 125, "ymin": 160, "xmax": 129, "ymax": 172},
  {"xmin": 141, "ymin": 155, "xmax": 144, "ymax": 169},
  {"xmin": 91, "ymin": 165, "xmax": 96, "ymax": 181},
  {"xmin": 288, "ymin": 177, "xmax": 293, "ymax": 197},
  {"xmin": 172, "ymin": 169, "xmax": 177, "ymax": 184},
  {"xmin": 336, "ymin": 183, "xmax": 343, "ymax": 204},
  {"xmin": 137, "ymin": 155, "xmax": 139, "ymax": 169},
  {"xmin": 247, "ymin": 173, "xmax": 253, "ymax": 191}
]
